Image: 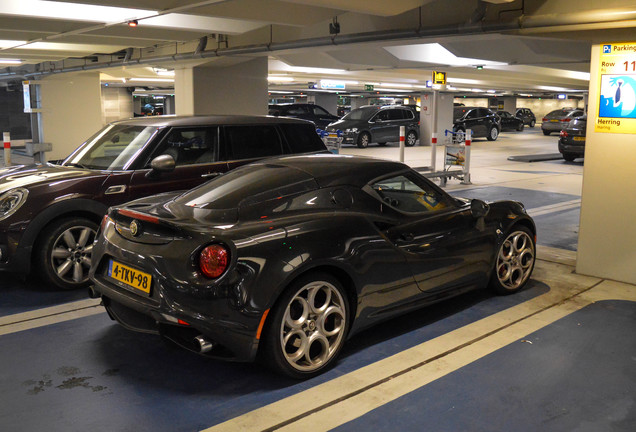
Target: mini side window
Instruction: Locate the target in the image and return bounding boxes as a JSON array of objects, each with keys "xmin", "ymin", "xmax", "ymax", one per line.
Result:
[
  {"xmin": 151, "ymin": 127, "xmax": 218, "ymax": 167},
  {"xmin": 224, "ymin": 125, "xmax": 284, "ymax": 160},
  {"xmin": 370, "ymin": 173, "xmax": 454, "ymax": 214}
]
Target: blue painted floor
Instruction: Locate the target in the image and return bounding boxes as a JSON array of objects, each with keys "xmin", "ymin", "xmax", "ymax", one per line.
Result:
[
  {"xmin": 0, "ymin": 282, "xmax": 549, "ymax": 431},
  {"xmin": 0, "ymin": 273, "xmax": 88, "ymax": 317},
  {"xmin": 334, "ymin": 300, "xmax": 636, "ymax": 432}
]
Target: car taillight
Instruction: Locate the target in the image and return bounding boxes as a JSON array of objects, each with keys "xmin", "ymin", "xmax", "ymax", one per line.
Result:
[
  {"xmin": 562, "ymin": 118, "xmax": 571, "ymax": 122},
  {"xmin": 542, "ymin": 117, "xmax": 548, "ymax": 122},
  {"xmin": 199, "ymin": 244, "xmax": 229, "ymax": 278},
  {"xmin": 560, "ymin": 130, "xmax": 568, "ymax": 137}
]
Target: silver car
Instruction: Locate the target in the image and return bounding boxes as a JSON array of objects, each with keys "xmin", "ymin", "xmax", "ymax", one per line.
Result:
[{"xmin": 541, "ymin": 108, "xmax": 585, "ymax": 135}]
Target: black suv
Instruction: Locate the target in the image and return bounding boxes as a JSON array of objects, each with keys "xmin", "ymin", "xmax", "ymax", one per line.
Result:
[
  {"xmin": 453, "ymin": 107, "xmax": 501, "ymax": 141},
  {"xmin": 0, "ymin": 115, "xmax": 327, "ymax": 290},
  {"xmin": 515, "ymin": 108, "xmax": 536, "ymax": 127},
  {"xmin": 325, "ymin": 105, "xmax": 419, "ymax": 148},
  {"xmin": 268, "ymin": 103, "xmax": 339, "ymax": 129}
]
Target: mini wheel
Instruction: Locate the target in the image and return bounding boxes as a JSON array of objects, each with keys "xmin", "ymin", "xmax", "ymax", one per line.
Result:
[{"xmin": 490, "ymin": 226, "xmax": 536, "ymax": 295}]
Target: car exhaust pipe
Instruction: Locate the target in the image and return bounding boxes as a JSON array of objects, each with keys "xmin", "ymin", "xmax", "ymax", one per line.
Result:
[
  {"xmin": 88, "ymin": 286, "xmax": 100, "ymax": 299},
  {"xmin": 194, "ymin": 335, "xmax": 214, "ymax": 353}
]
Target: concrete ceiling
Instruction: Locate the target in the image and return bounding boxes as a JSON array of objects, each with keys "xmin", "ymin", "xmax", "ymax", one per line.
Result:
[{"xmin": 1, "ymin": 0, "xmax": 635, "ymax": 97}]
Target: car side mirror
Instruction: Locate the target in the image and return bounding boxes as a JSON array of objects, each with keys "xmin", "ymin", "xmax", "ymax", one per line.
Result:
[
  {"xmin": 470, "ymin": 199, "xmax": 490, "ymax": 219},
  {"xmin": 146, "ymin": 154, "xmax": 175, "ymax": 178}
]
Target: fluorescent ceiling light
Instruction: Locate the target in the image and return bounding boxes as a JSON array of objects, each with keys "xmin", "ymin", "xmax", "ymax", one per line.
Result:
[
  {"xmin": 385, "ymin": 43, "xmax": 507, "ymax": 67},
  {"xmin": 487, "ymin": 90, "xmax": 496, "ymax": 93},
  {"xmin": 0, "ymin": 59, "xmax": 21, "ymax": 64},
  {"xmin": 447, "ymin": 77, "xmax": 481, "ymax": 85},
  {"xmin": 268, "ymin": 76, "xmax": 294, "ymax": 82},
  {"xmin": 379, "ymin": 83, "xmax": 413, "ymax": 88},
  {"xmin": 129, "ymin": 77, "xmax": 174, "ymax": 82},
  {"xmin": 376, "ymin": 88, "xmax": 414, "ymax": 93},
  {"xmin": 268, "ymin": 90, "xmax": 294, "ymax": 94},
  {"xmin": 537, "ymin": 85, "xmax": 574, "ymax": 92}
]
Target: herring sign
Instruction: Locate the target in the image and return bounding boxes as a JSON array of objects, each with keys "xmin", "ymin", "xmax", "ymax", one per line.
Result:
[{"xmin": 596, "ymin": 42, "xmax": 636, "ymax": 134}]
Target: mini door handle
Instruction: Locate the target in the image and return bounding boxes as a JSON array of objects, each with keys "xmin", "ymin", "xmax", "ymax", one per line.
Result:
[{"xmin": 201, "ymin": 172, "xmax": 223, "ymax": 179}]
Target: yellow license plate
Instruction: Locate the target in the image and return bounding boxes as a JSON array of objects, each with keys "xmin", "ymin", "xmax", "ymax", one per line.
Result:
[
  {"xmin": 550, "ymin": 119, "xmax": 559, "ymax": 122},
  {"xmin": 573, "ymin": 136, "xmax": 586, "ymax": 141},
  {"xmin": 108, "ymin": 260, "xmax": 152, "ymax": 295}
]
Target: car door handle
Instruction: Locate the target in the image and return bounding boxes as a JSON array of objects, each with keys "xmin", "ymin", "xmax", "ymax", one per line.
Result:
[{"xmin": 201, "ymin": 172, "xmax": 223, "ymax": 179}]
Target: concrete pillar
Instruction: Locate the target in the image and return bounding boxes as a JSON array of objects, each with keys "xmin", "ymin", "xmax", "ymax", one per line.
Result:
[
  {"xmin": 40, "ymin": 72, "xmax": 102, "ymax": 160},
  {"xmin": 310, "ymin": 93, "xmax": 338, "ymax": 115},
  {"xmin": 576, "ymin": 44, "xmax": 636, "ymax": 284},
  {"xmin": 164, "ymin": 95, "xmax": 175, "ymax": 115},
  {"xmin": 419, "ymin": 91, "xmax": 454, "ymax": 147},
  {"xmin": 502, "ymin": 96, "xmax": 517, "ymax": 113},
  {"xmin": 175, "ymin": 57, "xmax": 267, "ymax": 116},
  {"xmin": 351, "ymin": 96, "xmax": 368, "ymax": 109}
]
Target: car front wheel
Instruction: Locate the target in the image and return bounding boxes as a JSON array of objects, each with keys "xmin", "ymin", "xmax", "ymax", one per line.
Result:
[
  {"xmin": 487, "ymin": 126, "xmax": 499, "ymax": 141},
  {"xmin": 357, "ymin": 132, "xmax": 370, "ymax": 148},
  {"xmin": 490, "ymin": 226, "xmax": 535, "ymax": 295},
  {"xmin": 517, "ymin": 123, "xmax": 524, "ymax": 132},
  {"xmin": 37, "ymin": 217, "xmax": 98, "ymax": 290},
  {"xmin": 529, "ymin": 120, "xmax": 536, "ymax": 128},
  {"xmin": 262, "ymin": 272, "xmax": 349, "ymax": 379},
  {"xmin": 543, "ymin": 130, "xmax": 551, "ymax": 136}
]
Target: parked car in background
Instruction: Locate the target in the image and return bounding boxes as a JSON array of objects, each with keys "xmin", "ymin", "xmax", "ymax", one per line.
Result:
[
  {"xmin": 541, "ymin": 108, "xmax": 585, "ymax": 135},
  {"xmin": 0, "ymin": 115, "xmax": 327, "ymax": 290},
  {"xmin": 496, "ymin": 111, "xmax": 525, "ymax": 132},
  {"xmin": 268, "ymin": 103, "xmax": 339, "ymax": 129},
  {"xmin": 453, "ymin": 107, "xmax": 501, "ymax": 141},
  {"xmin": 515, "ymin": 108, "xmax": 536, "ymax": 127},
  {"xmin": 89, "ymin": 154, "xmax": 536, "ymax": 378},
  {"xmin": 558, "ymin": 115, "xmax": 587, "ymax": 161},
  {"xmin": 326, "ymin": 105, "xmax": 419, "ymax": 148}
]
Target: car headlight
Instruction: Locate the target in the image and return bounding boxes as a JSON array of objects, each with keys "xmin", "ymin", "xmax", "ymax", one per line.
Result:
[
  {"xmin": 345, "ymin": 128, "xmax": 358, "ymax": 133},
  {"xmin": 0, "ymin": 188, "xmax": 29, "ymax": 221}
]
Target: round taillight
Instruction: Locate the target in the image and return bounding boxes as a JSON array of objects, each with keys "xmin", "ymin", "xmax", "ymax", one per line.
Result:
[{"xmin": 199, "ymin": 244, "xmax": 229, "ymax": 278}]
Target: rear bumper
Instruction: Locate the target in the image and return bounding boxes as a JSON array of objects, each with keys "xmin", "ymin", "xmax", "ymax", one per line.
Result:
[
  {"xmin": 558, "ymin": 140, "xmax": 585, "ymax": 156},
  {"xmin": 542, "ymin": 122, "xmax": 566, "ymax": 132}
]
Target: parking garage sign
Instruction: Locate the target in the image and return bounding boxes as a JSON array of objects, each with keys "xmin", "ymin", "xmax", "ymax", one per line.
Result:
[{"xmin": 596, "ymin": 42, "xmax": 636, "ymax": 134}]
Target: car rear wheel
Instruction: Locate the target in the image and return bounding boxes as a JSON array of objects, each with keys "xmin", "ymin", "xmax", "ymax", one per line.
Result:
[
  {"xmin": 543, "ymin": 130, "xmax": 551, "ymax": 136},
  {"xmin": 516, "ymin": 123, "xmax": 524, "ymax": 132},
  {"xmin": 37, "ymin": 217, "xmax": 98, "ymax": 290},
  {"xmin": 357, "ymin": 132, "xmax": 370, "ymax": 148},
  {"xmin": 562, "ymin": 153, "xmax": 576, "ymax": 162},
  {"xmin": 487, "ymin": 126, "xmax": 499, "ymax": 141},
  {"xmin": 490, "ymin": 226, "xmax": 535, "ymax": 295},
  {"xmin": 262, "ymin": 272, "xmax": 349, "ymax": 379},
  {"xmin": 529, "ymin": 120, "xmax": 536, "ymax": 128},
  {"xmin": 406, "ymin": 130, "xmax": 418, "ymax": 147}
]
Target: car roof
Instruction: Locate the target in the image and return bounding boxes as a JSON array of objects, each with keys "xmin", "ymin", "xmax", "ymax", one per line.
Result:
[
  {"xmin": 257, "ymin": 154, "xmax": 409, "ymax": 188},
  {"xmin": 111, "ymin": 114, "xmax": 314, "ymax": 127}
]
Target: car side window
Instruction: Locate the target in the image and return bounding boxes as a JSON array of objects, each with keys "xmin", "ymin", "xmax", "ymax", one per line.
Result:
[
  {"xmin": 375, "ymin": 110, "xmax": 390, "ymax": 121},
  {"xmin": 573, "ymin": 111, "xmax": 584, "ymax": 117},
  {"xmin": 287, "ymin": 106, "xmax": 306, "ymax": 115},
  {"xmin": 403, "ymin": 109, "xmax": 414, "ymax": 120},
  {"xmin": 223, "ymin": 125, "xmax": 284, "ymax": 160},
  {"xmin": 466, "ymin": 109, "xmax": 478, "ymax": 119},
  {"xmin": 151, "ymin": 127, "xmax": 218, "ymax": 167},
  {"xmin": 370, "ymin": 173, "xmax": 453, "ymax": 214},
  {"xmin": 387, "ymin": 109, "xmax": 405, "ymax": 120}
]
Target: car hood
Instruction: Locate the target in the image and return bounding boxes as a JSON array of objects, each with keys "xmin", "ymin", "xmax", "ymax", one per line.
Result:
[
  {"xmin": 326, "ymin": 118, "xmax": 363, "ymax": 130},
  {"xmin": 0, "ymin": 163, "xmax": 103, "ymax": 194}
]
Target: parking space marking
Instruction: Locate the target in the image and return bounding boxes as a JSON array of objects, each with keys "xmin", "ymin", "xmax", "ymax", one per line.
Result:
[
  {"xmin": 0, "ymin": 298, "xmax": 102, "ymax": 336},
  {"xmin": 202, "ymin": 260, "xmax": 619, "ymax": 432},
  {"xmin": 527, "ymin": 198, "xmax": 581, "ymax": 217}
]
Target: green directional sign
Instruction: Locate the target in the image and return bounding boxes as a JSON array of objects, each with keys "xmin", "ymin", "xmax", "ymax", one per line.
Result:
[{"xmin": 364, "ymin": 84, "xmax": 374, "ymax": 91}]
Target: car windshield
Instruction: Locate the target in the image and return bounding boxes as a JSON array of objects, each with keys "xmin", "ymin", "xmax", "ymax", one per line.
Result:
[
  {"xmin": 63, "ymin": 124, "xmax": 159, "ymax": 170},
  {"xmin": 342, "ymin": 107, "xmax": 378, "ymax": 121},
  {"xmin": 175, "ymin": 163, "xmax": 318, "ymax": 210}
]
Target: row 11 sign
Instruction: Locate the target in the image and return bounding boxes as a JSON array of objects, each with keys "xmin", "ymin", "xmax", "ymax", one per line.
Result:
[{"xmin": 596, "ymin": 42, "xmax": 636, "ymax": 134}]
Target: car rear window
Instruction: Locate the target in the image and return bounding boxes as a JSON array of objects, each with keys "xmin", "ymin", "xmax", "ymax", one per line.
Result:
[
  {"xmin": 279, "ymin": 123, "xmax": 328, "ymax": 153},
  {"xmin": 175, "ymin": 163, "xmax": 318, "ymax": 210}
]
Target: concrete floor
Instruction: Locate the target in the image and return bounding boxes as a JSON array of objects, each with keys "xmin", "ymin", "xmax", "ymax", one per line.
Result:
[{"xmin": 1, "ymin": 128, "xmax": 634, "ymax": 431}]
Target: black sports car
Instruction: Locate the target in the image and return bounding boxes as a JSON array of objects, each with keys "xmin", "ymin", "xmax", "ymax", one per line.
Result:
[{"xmin": 90, "ymin": 154, "xmax": 536, "ymax": 378}]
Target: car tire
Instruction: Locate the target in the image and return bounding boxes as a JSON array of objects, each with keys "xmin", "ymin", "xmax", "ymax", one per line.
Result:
[
  {"xmin": 517, "ymin": 123, "xmax": 524, "ymax": 132},
  {"xmin": 357, "ymin": 132, "xmax": 370, "ymax": 148},
  {"xmin": 542, "ymin": 130, "xmax": 551, "ymax": 136},
  {"xmin": 489, "ymin": 226, "xmax": 536, "ymax": 295},
  {"xmin": 487, "ymin": 126, "xmax": 499, "ymax": 141},
  {"xmin": 405, "ymin": 130, "xmax": 418, "ymax": 147},
  {"xmin": 529, "ymin": 120, "xmax": 536, "ymax": 128},
  {"xmin": 562, "ymin": 153, "xmax": 576, "ymax": 162},
  {"xmin": 36, "ymin": 217, "xmax": 98, "ymax": 290},
  {"xmin": 454, "ymin": 127, "xmax": 466, "ymax": 143},
  {"xmin": 262, "ymin": 272, "xmax": 350, "ymax": 379}
]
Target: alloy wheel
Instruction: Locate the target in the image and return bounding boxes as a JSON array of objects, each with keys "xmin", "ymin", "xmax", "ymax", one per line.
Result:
[
  {"xmin": 50, "ymin": 225, "xmax": 96, "ymax": 285},
  {"xmin": 495, "ymin": 230, "xmax": 535, "ymax": 291},
  {"xmin": 279, "ymin": 280, "xmax": 346, "ymax": 372}
]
